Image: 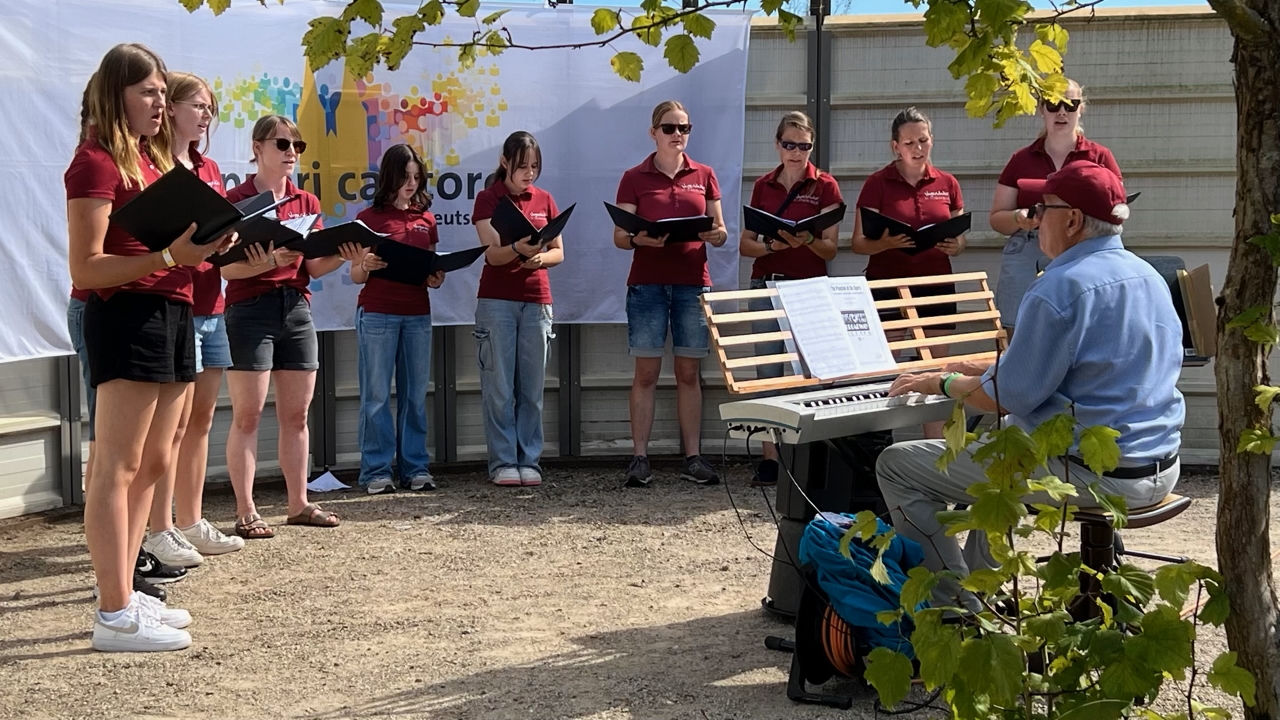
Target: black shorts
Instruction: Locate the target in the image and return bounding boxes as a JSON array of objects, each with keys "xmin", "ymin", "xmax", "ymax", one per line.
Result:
[
  {"xmin": 225, "ymin": 287, "xmax": 319, "ymax": 372},
  {"xmin": 84, "ymin": 292, "xmax": 196, "ymax": 388},
  {"xmin": 871, "ymin": 282, "xmax": 958, "ymax": 328}
]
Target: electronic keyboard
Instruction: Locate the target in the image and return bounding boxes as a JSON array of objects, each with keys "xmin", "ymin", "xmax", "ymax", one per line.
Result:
[{"xmin": 719, "ymin": 381, "xmax": 956, "ymax": 444}]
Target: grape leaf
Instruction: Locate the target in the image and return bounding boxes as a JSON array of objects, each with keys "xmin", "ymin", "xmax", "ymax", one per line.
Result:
[
  {"xmin": 1032, "ymin": 413, "xmax": 1076, "ymax": 460},
  {"xmin": 456, "ymin": 0, "xmax": 480, "ymax": 18},
  {"xmin": 610, "ymin": 51, "xmax": 643, "ymax": 82},
  {"xmin": 682, "ymin": 12, "xmax": 716, "ymax": 40},
  {"xmin": 590, "ymin": 8, "xmax": 619, "ymax": 35},
  {"xmin": 342, "ymin": 0, "xmax": 383, "ymax": 27},
  {"xmin": 663, "ymin": 33, "xmax": 700, "ymax": 73},
  {"xmin": 1208, "ymin": 651, "xmax": 1257, "ymax": 706},
  {"xmin": 864, "ymin": 647, "xmax": 914, "ymax": 709},
  {"xmin": 302, "ymin": 16, "xmax": 351, "ymax": 72},
  {"xmin": 911, "ymin": 609, "xmax": 961, "ymax": 690},
  {"xmin": 1254, "ymin": 384, "xmax": 1280, "ymax": 412},
  {"xmin": 1078, "ymin": 425, "xmax": 1121, "ymax": 475},
  {"xmin": 1101, "ymin": 563, "xmax": 1155, "ymax": 606}
]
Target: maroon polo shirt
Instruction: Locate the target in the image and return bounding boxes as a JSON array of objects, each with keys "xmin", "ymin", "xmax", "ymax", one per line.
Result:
[
  {"xmin": 616, "ymin": 153, "xmax": 721, "ymax": 287},
  {"xmin": 997, "ymin": 135, "xmax": 1122, "ymax": 208},
  {"xmin": 189, "ymin": 150, "xmax": 226, "ymax": 316},
  {"xmin": 356, "ymin": 204, "xmax": 438, "ymax": 315},
  {"xmin": 857, "ymin": 162, "xmax": 964, "ymax": 280},
  {"xmin": 223, "ymin": 174, "xmax": 323, "ymax": 307},
  {"xmin": 64, "ymin": 137, "xmax": 192, "ymax": 303},
  {"xmin": 749, "ymin": 162, "xmax": 844, "ymax": 280},
  {"xmin": 473, "ymin": 182, "xmax": 558, "ymax": 304}
]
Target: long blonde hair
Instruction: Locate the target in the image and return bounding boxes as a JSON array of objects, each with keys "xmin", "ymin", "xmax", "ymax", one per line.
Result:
[
  {"xmin": 167, "ymin": 71, "xmax": 218, "ymax": 155},
  {"xmin": 84, "ymin": 43, "xmax": 174, "ymax": 188}
]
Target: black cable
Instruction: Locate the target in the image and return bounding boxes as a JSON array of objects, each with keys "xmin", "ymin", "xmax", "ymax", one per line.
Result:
[
  {"xmin": 720, "ymin": 426, "xmax": 787, "ymax": 566},
  {"xmin": 874, "ymin": 687, "xmax": 948, "ymax": 716}
]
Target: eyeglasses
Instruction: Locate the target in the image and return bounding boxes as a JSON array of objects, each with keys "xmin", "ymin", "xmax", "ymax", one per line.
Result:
[
  {"xmin": 272, "ymin": 138, "xmax": 308, "ymax": 154},
  {"xmin": 656, "ymin": 123, "xmax": 693, "ymax": 136},
  {"xmin": 1042, "ymin": 99, "xmax": 1082, "ymax": 113},
  {"xmin": 175, "ymin": 101, "xmax": 215, "ymax": 117},
  {"xmin": 1030, "ymin": 202, "xmax": 1074, "ymax": 219},
  {"xmin": 779, "ymin": 140, "xmax": 814, "ymax": 152}
]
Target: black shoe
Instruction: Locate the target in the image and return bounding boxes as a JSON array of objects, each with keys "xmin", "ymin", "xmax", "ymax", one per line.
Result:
[
  {"xmin": 680, "ymin": 455, "xmax": 720, "ymax": 485},
  {"xmin": 624, "ymin": 455, "xmax": 652, "ymax": 488},
  {"xmin": 136, "ymin": 549, "xmax": 188, "ymax": 585},
  {"xmin": 132, "ymin": 572, "xmax": 168, "ymax": 602},
  {"xmin": 751, "ymin": 459, "xmax": 779, "ymax": 487}
]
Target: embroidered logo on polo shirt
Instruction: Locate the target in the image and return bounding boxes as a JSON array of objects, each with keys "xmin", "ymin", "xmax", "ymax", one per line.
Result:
[
  {"xmin": 794, "ymin": 192, "xmax": 821, "ymax": 205},
  {"xmin": 922, "ymin": 190, "xmax": 950, "ymax": 201},
  {"xmin": 407, "ymin": 223, "xmax": 432, "ymax": 233},
  {"xmin": 528, "ymin": 211, "xmax": 548, "ymax": 220},
  {"xmin": 678, "ymin": 182, "xmax": 706, "ymax": 194}
]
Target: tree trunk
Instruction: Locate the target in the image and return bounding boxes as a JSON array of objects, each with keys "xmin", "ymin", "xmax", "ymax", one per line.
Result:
[{"xmin": 1214, "ymin": 4, "xmax": 1280, "ymax": 717}]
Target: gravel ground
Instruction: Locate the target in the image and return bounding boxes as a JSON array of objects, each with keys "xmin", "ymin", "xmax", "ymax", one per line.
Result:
[{"xmin": 0, "ymin": 463, "xmax": 1274, "ymax": 720}]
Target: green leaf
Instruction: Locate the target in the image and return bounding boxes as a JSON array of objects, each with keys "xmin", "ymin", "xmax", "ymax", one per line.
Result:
[
  {"xmin": 1058, "ymin": 700, "xmax": 1131, "ymax": 720},
  {"xmin": 1039, "ymin": 551, "xmax": 1080, "ymax": 590},
  {"xmin": 1086, "ymin": 483, "xmax": 1129, "ymax": 529},
  {"xmin": 1208, "ymin": 651, "xmax": 1257, "ymax": 706},
  {"xmin": 207, "ymin": 0, "xmax": 230, "ymax": 14},
  {"xmin": 421, "ymin": 0, "xmax": 445, "ymax": 25},
  {"xmin": 963, "ymin": 72, "xmax": 1000, "ymax": 117},
  {"xmin": 457, "ymin": 42, "xmax": 478, "ymax": 69},
  {"xmin": 1255, "ymin": 384, "xmax": 1280, "ymax": 412},
  {"xmin": 1227, "ymin": 305, "xmax": 1269, "ymax": 329},
  {"xmin": 1032, "ymin": 413, "xmax": 1076, "ymax": 460},
  {"xmin": 1030, "ymin": 503, "xmax": 1066, "ymax": 535},
  {"xmin": 959, "ymin": 568, "xmax": 1006, "ymax": 596},
  {"xmin": 1101, "ymin": 563, "xmax": 1155, "ymax": 606},
  {"xmin": 922, "ymin": 0, "xmax": 969, "ymax": 47},
  {"xmin": 971, "ymin": 425, "xmax": 1041, "ymax": 483},
  {"xmin": 631, "ymin": 14, "xmax": 664, "ymax": 47},
  {"xmin": 1237, "ymin": 427, "xmax": 1278, "ymax": 456},
  {"xmin": 911, "ymin": 609, "xmax": 962, "ymax": 690},
  {"xmin": 1273, "ymin": 212, "xmax": 1280, "ymax": 226},
  {"xmin": 1200, "ymin": 580, "xmax": 1230, "ymax": 625},
  {"xmin": 1098, "ymin": 646, "xmax": 1162, "ymax": 699},
  {"xmin": 640, "ymin": 0, "xmax": 663, "ymax": 12},
  {"xmin": 1036, "ymin": 22, "xmax": 1069, "ymax": 53},
  {"xmin": 178, "ymin": 0, "xmax": 206, "ymax": 11},
  {"xmin": 760, "ymin": 0, "xmax": 784, "ymax": 14},
  {"xmin": 481, "ymin": 9, "xmax": 508, "ymax": 25},
  {"xmin": 876, "ymin": 608, "xmax": 904, "ymax": 626},
  {"xmin": 590, "ymin": 8, "xmax": 619, "ymax": 35},
  {"xmin": 1191, "ymin": 700, "xmax": 1234, "ymax": 720},
  {"xmin": 1247, "ymin": 230, "xmax": 1280, "ymax": 265},
  {"xmin": 869, "ymin": 554, "xmax": 890, "ymax": 585},
  {"xmin": 957, "ymin": 634, "xmax": 1024, "ymax": 706},
  {"xmin": 948, "ymin": 34, "xmax": 992, "ymax": 80},
  {"xmin": 863, "ymin": 647, "xmax": 914, "ymax": 710},
  {"xmin": 481, "ymin": 29, "xmax": 507, "ymax": 54},
  {"xmin": 662, "ymin": 33, "xmax": 700, "ymax": 74},
  {"xmin": 342, "ymin": 0, "xmax": 384, "ymax": 27},
  {"xmin": 1025, "ymin": 610, "xmax": 1070, "ymax": 643},
  {"xmin": 776, "ymin": 8, "xmax": 802, "ymax": 42},
  {"xmin": 1244, "ymin": 322, "xmax": 1280, "ymax": 347},
  {"xmin": 456, "ymin": 0, "xmax": 480, "ymax": 18},
  {"xmin": 385, "ymin": 13, "xmax": 426, "ymax": 69},
  {"xmin": 1078, "ymin": 425, "xmax": 1121, "ymax": 475},
  {"xmin": 1027, "ymin": 39, "xmax": 1062, "ymax": 73},
  {"xmin": 936, "ymin": 400, "xmax": 976, "ymax": 472},
  {"xmin": 1129, "ymin": 605, "xmax": 1195, "ymax": 677},
  {"xmin": 967, "ymin": 485, "xmax": 1026, "ymax": 535},
  {"xmin": 1153, "ymin": 563, "xmax": 1199, "ymax": 607},
  {"xmin": 899, "ymin": 566, "xmax": 938, "ymax": 612},
  {"xmin": 301, "ymin": 16, "xmax": 351, "ymax": 72},
  {"xmin": 1029, "ymin": 475, "xmax": 1078, "ymax": 502},
  {"xmin": 681, "ymin": 12, "xmax": 716, "ymax": 40},
  {"xmin": 344, "ymin": 31, "xmax": 382, "ymax": 78}
]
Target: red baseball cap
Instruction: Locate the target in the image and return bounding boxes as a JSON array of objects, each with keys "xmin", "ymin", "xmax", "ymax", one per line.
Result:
[{"xmin": 1017, "ymin": 160, "xmax": 1130, "ymax": 225}]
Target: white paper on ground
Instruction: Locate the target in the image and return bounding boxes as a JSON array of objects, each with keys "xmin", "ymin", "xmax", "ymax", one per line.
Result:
[{"xmin": 306, "ymin": 471, "xmax": 350, "ymax": 493}]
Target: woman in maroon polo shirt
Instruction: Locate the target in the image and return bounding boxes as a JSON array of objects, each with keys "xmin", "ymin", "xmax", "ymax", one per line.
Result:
[
  {"xmin": 611, "ymin": 100, "xmax": 728, "ymax": 489},
  {"xmin": 220, "ymin": 115, "xmax": 363, "ymax": 538},
  {"xmin": 990, "ymin": 80, "xmax": 1121, "ymax": 333},
  {"xmin": 739, "ymin": 110, "xmax": 842, "ymax": 486},
  {"xmin": 67, "ymin": 44, "xmax": 234, "ymax": 651},
  {"xmin": 471, "ymin": 131, "xmax": 565, "ymax": 487},
  {"xmin": 350, "ymin": 143, "xmax": 444, "ymax": 495},
  {"xmin": 140, "ymin": 72, "xmax": 245, "ymax": 571},
  {"xmin": 852, "ymin": 107, "xmax": 965, "ymax": 439}
]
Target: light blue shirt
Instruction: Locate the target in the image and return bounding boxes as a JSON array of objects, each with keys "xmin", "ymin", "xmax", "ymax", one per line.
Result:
[{"xmin": 980, "ymin": 235, "xmax": 1185, "ymax": 461}]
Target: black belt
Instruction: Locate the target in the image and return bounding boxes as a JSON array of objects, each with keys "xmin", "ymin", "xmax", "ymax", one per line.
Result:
[
  {"xmin": 761, "ymin": 274, "xmax": 792, "ymax": 282},
  {"xmin": 1068, "ymin": 454, "xmax": 1177, "ymax": 479}
]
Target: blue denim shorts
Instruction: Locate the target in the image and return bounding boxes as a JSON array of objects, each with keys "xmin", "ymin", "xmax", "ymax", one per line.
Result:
[
  {"xmin": 67, "ymin": 297, "xmax": 95, "ymax": 442},
  {"xmin": 193, "ymin": 314, "xmax": 232, "ymax": 373},
  {"xmin": 625, "ymin": 284, "xmax": 711, "ymax": 359}
]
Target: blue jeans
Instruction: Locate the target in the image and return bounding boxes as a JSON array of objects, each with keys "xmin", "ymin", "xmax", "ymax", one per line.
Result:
[
  {"xmin": 193, "ymin": 314, "xmax": 232, "ymax": 373},
  {"xmin": 473, "ymin": 298, "xmax": 554, "ymax": 476},
  {"xmin": 625, "ymin": 284, "xmax": 710, "ymax": 358},
  {"xmin": 996, "ymin": 229, "xmax": 1046, "ymax": 328},
  {"xmin": 67, "ymin": 298, "xmax": 95, "ymax": 441},
  {"xmin": 356, "ymin": 309, "xmax": 433, "ymax": 486}
]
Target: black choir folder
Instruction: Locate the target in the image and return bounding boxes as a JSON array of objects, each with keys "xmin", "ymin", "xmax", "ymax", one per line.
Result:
[
  {"xmin": 859, "ymin": 207, "xmax": 973, "ymax": 256},
  {"xmin": 490, "ymin": 197, "xmax": 575, "ymax": 246},
  {"xmin": 109, "ymin": 165, "xmax": 289, "ymax": 251},
  {"xmin": 369, "ymin": 243, "xmax": 488, "ymax": 285},
  {"xmin": 743, "ymin": 203, "xmax": 847, "ymax": 241},
  {"xmin": 604, "ymin": 203, "xmax": 714, "ymax": 243},
  {"xmin": 208, "ymin": 214, "xmax": 320, "ymax": 267}
]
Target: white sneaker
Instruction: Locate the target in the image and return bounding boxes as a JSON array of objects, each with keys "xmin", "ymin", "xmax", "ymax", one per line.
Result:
[
  {"xmin": 366, "ymin": 477, "xmax": 395, "ymax": 495},
  {"xmin": 92, "ymin": 601, "xmax": 191, "ymax": 652},
  {"xmin": 179, "ymin": 519, "xmax": 245, "ymax": 556},
  {"xmin": 492, "ymin": 467, "xmax": 522, "ymax": 486},
  {"xmin": 408, "ymin": 474, "xmax": 436, "ymax": 491},
  {"xmin": 143, "ymin": 527, "xmax": 204, "ymax": 568},
  {"xmin": 131, "ymin": 591, "xmax": 192, "ymax": 629},
  {"xmin": 518, "ymin": 467, "xmax": 542, "ymax": 487}
]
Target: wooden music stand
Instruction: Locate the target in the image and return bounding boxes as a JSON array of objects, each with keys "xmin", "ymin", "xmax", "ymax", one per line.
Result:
[{"xmin": 701, "ymin": 273, "xmax": 1008, "ymax": 395}]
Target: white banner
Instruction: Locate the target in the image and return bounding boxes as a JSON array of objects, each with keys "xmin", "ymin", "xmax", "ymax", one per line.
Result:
[{"xmin": 0, "ymin": 0, "xmax": 751, "ymax": 361}]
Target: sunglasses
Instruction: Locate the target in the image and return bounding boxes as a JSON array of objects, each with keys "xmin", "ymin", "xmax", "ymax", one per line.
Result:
[
  {"xmin": 1042, "ymin": 99, "xmax": 1082, "ymax": 113},
  {"xmin": 656, "ymin": 123, "xmax": 693, "ymax": 136},
  {"xmin": 271, "ymin": 138, "xmax": 308, "ymax": 154},
  {"xmin": 779, "ymin": 140, "xmax": 814, "ymax": 152},
  {"xmin": 1030, "ymin": 202, "xmax": 1074, "ymax": 219}
]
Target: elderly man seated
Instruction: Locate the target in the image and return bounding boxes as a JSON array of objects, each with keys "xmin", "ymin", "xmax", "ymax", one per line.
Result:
[{"xmin": 876, "ymin": 160, "xmax": 1185, "ymax": 610}]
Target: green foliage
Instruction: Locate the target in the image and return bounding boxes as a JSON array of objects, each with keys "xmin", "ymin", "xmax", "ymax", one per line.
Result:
[
  {"xmin": 1078, "ymin": 425, "xmax": 1122, "ymax": 475},
  {"xmin": 1237, "ymin": 427, "xmax": 1278, "ymax": 455},
  {"xmin": 663, "ymin": 33, "xmax": 700, "ymax": 73},
  {"xmin": 864, "ymin": 646, "xmax": 914, "ymax": 709},
  {"xmin": 591, "ymin": 8, "xmax": 619, "ymax": 35}
]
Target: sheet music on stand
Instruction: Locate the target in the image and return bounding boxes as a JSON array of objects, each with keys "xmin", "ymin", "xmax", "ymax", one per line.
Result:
[{"xmin": 771, "ymin": 277, "xmax": 896, "ymax": 381}]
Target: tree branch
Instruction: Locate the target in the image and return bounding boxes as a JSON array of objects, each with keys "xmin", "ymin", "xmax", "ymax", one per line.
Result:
[{"xmin": 1205, "ymin": 0, "xmax": 1268, "ymax": 43}]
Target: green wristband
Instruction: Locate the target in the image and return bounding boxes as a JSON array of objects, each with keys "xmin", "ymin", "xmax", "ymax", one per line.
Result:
[{"xmin": 941, "ymin": 372, "xmax": 963, "ymax": 398}]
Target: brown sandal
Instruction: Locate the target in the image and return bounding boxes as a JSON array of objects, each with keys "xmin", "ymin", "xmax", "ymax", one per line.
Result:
[
  {"xmin": 285, "ymin": 503, "xmax": 340, "ymax": 527},
  {"xmin": 235, "ymin": 513, "xmax": 275, "ymax": 539}
]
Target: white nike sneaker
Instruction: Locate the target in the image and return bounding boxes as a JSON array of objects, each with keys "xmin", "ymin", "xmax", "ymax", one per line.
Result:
[
  {"xmin": 131, "ymin": 591, "xmax": 192, "ymax": 629},
  {"xmin": 143, "ymin": 527, "xmax": 204, "ymax": 568},
  {"xmin": 179, "ymin": 518, "xmax": 245, "ymax": 556},
  {"xmin": 92, "ymin": 601, "xmax": 192, "ymax": 653}
]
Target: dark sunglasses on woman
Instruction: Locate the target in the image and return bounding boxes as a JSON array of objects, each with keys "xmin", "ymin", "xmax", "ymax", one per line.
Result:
[
  {"xmin": 779, "ymin": 140, "xmax": 814, "ymax": 152},
  {"xmin": 273, "ymin": 138, "xmax": 308, "ymax": 153},
  {"xmin": 1042, "ymin": 99, "xmax": 1082, "ymax": 113},
  {"xmin": 657, "ymin": 123, "xmax": 693, "ymax": 136}
]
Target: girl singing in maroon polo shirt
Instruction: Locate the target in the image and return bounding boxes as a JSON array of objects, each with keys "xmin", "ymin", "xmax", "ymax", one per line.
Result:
[
  {"xmin": 989, "ymin": 80, "xmax": 1121, "ymax": 333},
  {"xmin": 67, "ymin": 44, "xmax": 234, "ymax": 652},
  {"xmin": 350, "ymin": 144, "xmax": 443, "ymax": 495},
  {"xmin": 738, "ymin": 111, "xmax": 843, "ymax": 486},
  {"xmin": 472, "ymin": 131, "xmax": 565, "ymax": 487},
  {"xmin": 852, "ymin": 107, "xmax": 966, "ymax": 439}
]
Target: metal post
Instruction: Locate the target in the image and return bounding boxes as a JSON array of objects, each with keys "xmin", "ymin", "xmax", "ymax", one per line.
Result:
[
  {"xmin": 311, "ymin": 330, "xmax": 338, "ymax": 471},
  {"xmin": 56, "ymin": 355, "xmax": 84, "ymax": 506},
  {"xmin": 432, "ymin": 325, "xmax": 458, "ymax": 463},
  {"xmin": 806, "ymin": 0, "xmax": 832, "ymax": 170},
  {"xmin": 556, "ymin": 324, "xmax": 582, "ymax": 457}
]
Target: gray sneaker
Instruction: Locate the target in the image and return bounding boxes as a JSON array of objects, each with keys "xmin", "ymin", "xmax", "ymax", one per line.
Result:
[
  {"xmin": 365, "ymin": 477, "xmax": 394, "ymax": 495},
  {"xmin": 407, "ymin": 474, "xmax": 436, "ymax": 491},
  {"xmin": 680, "ymin": 455, "xmax": 720, "ymax": 485},
  {"xmin": 624, "ymin": 455, "xmax": 652, "ymax": 488}
]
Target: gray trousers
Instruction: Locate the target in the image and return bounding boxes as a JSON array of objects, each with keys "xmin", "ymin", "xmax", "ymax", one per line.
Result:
[{"xmin": 876, "ymin": 438, "xmax": 1180, "ymax": 611}]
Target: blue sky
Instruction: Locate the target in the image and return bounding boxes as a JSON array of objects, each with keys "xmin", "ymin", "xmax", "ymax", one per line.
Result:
[{"xmin": 570, "ymin": 0, "xmax": 1209, "ymax": 11}]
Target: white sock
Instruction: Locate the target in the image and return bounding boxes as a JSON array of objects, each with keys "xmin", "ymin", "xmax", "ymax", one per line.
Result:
[{"xmin": 98, "ymin": 607, "xmax": 127, "ymax": 623}]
